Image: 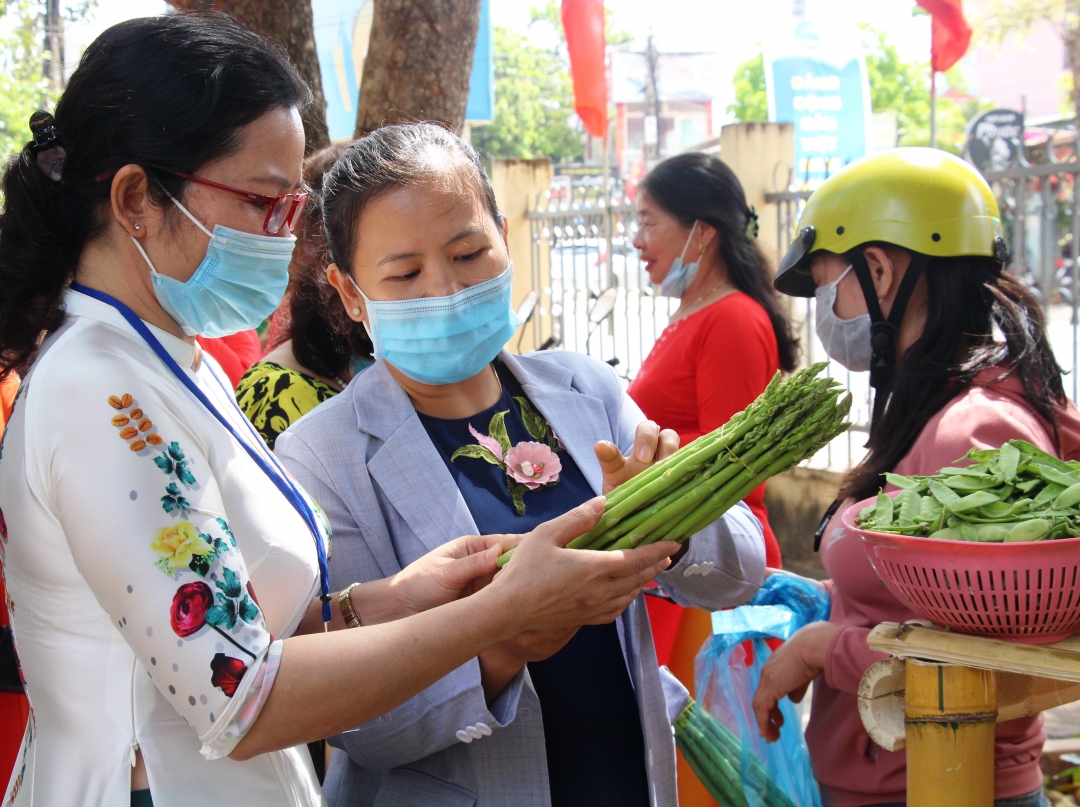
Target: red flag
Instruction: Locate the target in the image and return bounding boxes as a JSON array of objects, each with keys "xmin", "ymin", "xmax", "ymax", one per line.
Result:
[
  {"xmin": 916, "ymin": 0, "xmax": 972, "ymax": 73},
  {"xmin": 561, "ymin": 0, "xmax": 608, "ymax": 138}
]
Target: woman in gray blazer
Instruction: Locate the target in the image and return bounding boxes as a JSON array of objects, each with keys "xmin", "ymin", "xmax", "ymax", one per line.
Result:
[{"xmin": 277, "ymin": 123, "xmax": 767, "ymax": 807}]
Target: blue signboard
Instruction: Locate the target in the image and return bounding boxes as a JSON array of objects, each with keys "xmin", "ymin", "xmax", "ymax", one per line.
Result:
[
  {"xmin": 465, "ymin": 0, "xmax": 494, "ymax": 123},
  {"xmin": 764, "ymin": 20, "xmax": 871, "ymax": 188},
  {"xmin": 312, "ymin": 0, "xmax": 493, "ymax": 141}
]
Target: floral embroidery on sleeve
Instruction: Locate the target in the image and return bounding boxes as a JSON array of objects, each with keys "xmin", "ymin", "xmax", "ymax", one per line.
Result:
[
  {"xmin": 107, "ymin": 392, "xmax": 266, "ymax": 700},
  {"xmin": 451, "ymin": 396, "xmax": 563, "ymax": 515}
]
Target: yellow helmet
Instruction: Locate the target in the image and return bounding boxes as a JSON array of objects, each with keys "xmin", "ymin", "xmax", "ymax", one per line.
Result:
[{"xmin": 774, "ymin": 148, "xmax": 1007, "ymax": 297}]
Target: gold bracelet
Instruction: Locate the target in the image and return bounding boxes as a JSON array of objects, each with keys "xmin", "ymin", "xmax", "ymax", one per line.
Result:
[{"xmin": 339, "ymin": 582, "xmax": 362, "ymax": 628}]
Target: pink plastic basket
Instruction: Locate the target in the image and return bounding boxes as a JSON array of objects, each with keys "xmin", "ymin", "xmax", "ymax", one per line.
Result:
[{"xmin": 844, "ymin": 493, "xmax": 1080, "ymax": 644}]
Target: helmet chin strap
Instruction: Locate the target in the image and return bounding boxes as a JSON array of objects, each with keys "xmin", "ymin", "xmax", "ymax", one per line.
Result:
[{"xmin": 849, "ymin": 250, "xmax": 929, "ymax": 431}]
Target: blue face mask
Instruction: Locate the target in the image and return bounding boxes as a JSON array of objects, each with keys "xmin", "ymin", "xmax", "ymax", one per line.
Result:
[
  {"xmin": 131, "ymin": 192, "xmax": 296, "ymax": 338},
  {"xmin": 658, "ymin": 222, "xmax": 701, "ymax": 298},
  {"xmin": 349, "ymin": 265, "xmax": 521, "ymax": 386}
]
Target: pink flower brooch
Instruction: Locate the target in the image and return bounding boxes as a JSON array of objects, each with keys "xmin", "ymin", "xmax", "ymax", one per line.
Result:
[{"xmin": 451, "ymin": 396, "xmax": 563, "ymax": 515}]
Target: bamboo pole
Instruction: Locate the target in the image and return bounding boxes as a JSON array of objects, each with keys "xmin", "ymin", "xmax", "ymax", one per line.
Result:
[{"xmin": 905, "ymin": 661, "xmax": 996, "ymax": 807}]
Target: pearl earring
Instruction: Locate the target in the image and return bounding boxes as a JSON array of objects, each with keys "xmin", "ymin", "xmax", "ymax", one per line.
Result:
[{"xmin": 352, "ymin": 308, "xmax": 361, "ymax": 316}]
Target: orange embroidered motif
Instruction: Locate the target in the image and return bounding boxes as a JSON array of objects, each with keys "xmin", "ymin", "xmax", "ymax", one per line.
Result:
[
  {"xmin": 108, "ymin": 393, "xmax": 133, "ymax": 410},
  {"xmin": 108, "ymin": 394, "xmax": 167, "ymax": 457}
]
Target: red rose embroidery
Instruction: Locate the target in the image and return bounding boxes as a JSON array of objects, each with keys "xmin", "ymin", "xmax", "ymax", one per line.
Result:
[
  {"xmin": 170, "ymin": 582, "xmax": 213, "ymax": 638},
  {"xmin": 210, "ymin": 653, "xmax": 247, "ymax": 697}
]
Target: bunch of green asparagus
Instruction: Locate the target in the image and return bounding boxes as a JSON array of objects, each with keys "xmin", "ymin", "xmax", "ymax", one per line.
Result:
[
  {"xmin": 497, "ymin": 363, "xmax": 851, "ymax": 566},
  {"xmin": 855, "ymin": 439, "xmax": 1080, "ymax": 541},
  {"xmin": 675, "ymin": 697, "xmax": 798, "ymax": 807}
]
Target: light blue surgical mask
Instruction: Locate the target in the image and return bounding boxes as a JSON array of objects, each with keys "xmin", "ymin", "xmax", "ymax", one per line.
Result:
[
  {"xmin": 131, "ymin": 192, "xmax": 296, "ymax": 338},
  {"xmin": 658, "ymin": 223, "xmax": 701, "ymax": 298},
  {"xmin": 348, "ymin": 265, "xmax": 521, "ymax": 385},
  {"xmin": 814, "ymin": 265, "xmax": 872, "ymax": 372}
]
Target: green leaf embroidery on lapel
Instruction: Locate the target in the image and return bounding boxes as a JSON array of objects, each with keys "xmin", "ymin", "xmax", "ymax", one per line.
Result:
[
  {"xmin": 451, "ymin": 444, "xmax": 504, "ymax": 466},
  {"xmin": 515, "ymin": 396, "xmax": 548, "ymax": 443},
  {"xmin": 509, "ymin": 481, "xmax": 527, "ymax": 516},
  {"xmin": 488, "ymin": 410, "xmax": 512, "ymax": 456}
]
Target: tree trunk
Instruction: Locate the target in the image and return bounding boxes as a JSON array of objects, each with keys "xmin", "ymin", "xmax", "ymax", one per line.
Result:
[
  {"xmin": 169, "ymin": 0, "xmax": 330, "ymax": 152},
  {"xmin": 354, "ymin": 0, "xmax": 481, "ymax": 137}
]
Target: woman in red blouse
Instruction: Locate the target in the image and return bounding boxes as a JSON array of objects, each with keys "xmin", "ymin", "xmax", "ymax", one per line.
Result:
[{"xmin": 626, "ymin": 153, "xmax": 798, "ymax": 804}]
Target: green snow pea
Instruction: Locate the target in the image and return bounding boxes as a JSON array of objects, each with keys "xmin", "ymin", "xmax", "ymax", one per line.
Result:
[
  {"xmin": 929, "ymin": 527, "xmax": 964, "ymax": 541},
  {"xmin": 928, "ymin": 479, "xmax": 962, "ymax": 507},
  {"xmin": 1053, "ymin": 482, "xmax": 1080, "ymax": 510},
  {"xmin": 874, "ymin": 492, "xmax": 893, "ymax": 526},
  {"xmin": 941, "ymin": 475, "xmax": 1001, "ymax": 492},
  {"xmin": 1034, "ymin": 465, "xmax": 1080, "ymax": 488},
  {"xmin": 950, "ymin": 490, "xmax": 1001, "ymax": 514},
  {"xmin": 998, "ymin": 442, "xmax": 1021, "ymax": 482},
  {"xmin": 1005, "ymin": 519, "xmax": 1051, "ymax": 542}
]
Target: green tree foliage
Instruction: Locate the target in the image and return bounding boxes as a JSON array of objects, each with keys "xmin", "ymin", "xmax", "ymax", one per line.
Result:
[
  {"xmin": 860, "ymin": 25, "xmax": 989, "ymax": 154},
  {"xmin": 727, "ymin": 51, "xmax": 767, "ymax": 122},
  {"xmin": 471, "ymin": 25, "xmax": 583, "ymax": 162},
  {"xmin": 472, "ymin": 1, "xmax": 633, "ymax": 162},
  {"xmin": 0, "ymin": 0, "xmax": 51, "ymax": 159},
  {"xmin": 727, "ymin": 27, "xmax": 991, "ymax": 155}
]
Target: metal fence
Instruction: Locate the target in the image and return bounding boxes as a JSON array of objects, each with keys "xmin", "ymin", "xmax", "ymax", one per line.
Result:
[{"xmin": 523, "ymin": 186, "xmax": 675, "ymax": 381}]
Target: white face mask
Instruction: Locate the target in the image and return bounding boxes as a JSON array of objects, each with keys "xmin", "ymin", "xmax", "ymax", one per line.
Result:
[{"xmin": 815, "ymin": 265, "xmax": 872, "ymax": 372}]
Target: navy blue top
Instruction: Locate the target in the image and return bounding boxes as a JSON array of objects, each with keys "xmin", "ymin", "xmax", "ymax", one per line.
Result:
[{"xmin": 417, "ymin": 362, "xmax": 650, "ymax": 807}]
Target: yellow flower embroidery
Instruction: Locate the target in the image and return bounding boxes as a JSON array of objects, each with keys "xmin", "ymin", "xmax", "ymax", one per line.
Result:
[{"xmin": 150, "ymin": 521, "xmax": 213, "ymax": 570}]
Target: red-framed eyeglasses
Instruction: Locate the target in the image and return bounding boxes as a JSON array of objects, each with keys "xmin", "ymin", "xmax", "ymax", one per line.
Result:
[{"xmin": 150, "ymin": 166, "xmax": 308, "ymax": 235}]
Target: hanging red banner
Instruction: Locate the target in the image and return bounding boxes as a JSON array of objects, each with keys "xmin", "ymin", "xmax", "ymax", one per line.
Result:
[
  {"xmin": 561, "ymin": 0, "xmax": 608, "ymax": 138},
  {"xmin": 917, "ymin": 0, "xmax": 972, "ymax": 73}
]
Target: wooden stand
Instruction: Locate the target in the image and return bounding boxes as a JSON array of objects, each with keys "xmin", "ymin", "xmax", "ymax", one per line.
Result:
[{"xmin": 858, "ymin": 623, "xmax": 1080, "ymax": 806}]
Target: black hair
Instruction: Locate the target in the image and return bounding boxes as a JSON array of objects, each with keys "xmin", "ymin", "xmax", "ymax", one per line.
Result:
[
  {"xmin": 841, "ymin": 253, "xmax": 1066, "ymax": 502},
  {"xmin": 0, "ymin": 12, "xmax": 310, "ymax": 378},
  {"xmin": 321, "ymin": 122, "xmax": 504, "ymax": 274},
  {"xmin": 287, "ymin": 143, "xmax": 374, "ymax": 379},
  {"xmin": 640, "ymin": 152, "xmax": 799, "ymax": 372}
]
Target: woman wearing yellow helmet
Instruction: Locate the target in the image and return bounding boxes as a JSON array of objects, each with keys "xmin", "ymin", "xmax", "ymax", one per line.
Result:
[{"xmin": 752, "ymin": 148, "xmax": 1080, "ymax": 807}]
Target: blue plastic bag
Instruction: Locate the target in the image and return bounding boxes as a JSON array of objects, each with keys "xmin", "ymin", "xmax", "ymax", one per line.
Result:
[{"xmin": 695, "ymin": 573, "xmax": 830, "ymax": 807}]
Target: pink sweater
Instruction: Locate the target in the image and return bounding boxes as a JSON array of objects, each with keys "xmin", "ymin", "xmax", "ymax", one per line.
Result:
[{"xmin": 808, "ymin": 371, "xmax": 1080, "ymax": 807}]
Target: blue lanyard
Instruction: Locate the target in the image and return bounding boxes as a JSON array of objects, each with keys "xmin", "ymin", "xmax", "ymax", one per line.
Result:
[{"xmin": 70, "ymin": 283, "xmax": 333, "ymax": 622}]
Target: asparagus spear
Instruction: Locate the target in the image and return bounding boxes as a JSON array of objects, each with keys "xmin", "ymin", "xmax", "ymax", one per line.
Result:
[{"xmin": 496, "ymin": 364, "xmax": 851, "ymax": 566}]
